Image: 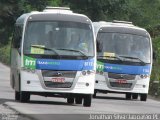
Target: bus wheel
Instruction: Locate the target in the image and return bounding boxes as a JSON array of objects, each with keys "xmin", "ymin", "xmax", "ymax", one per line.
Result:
[
  {"xmin": 75, "ymin": 96, "xmax": 82, "ymax": 104},
  {"xmin": 15, "ymin": 91, "xmax": 20, "ymax": 101},
  {"xmin": 67, "ymin": 97, "xmax": 74, "ymax": 104},
  {"xmin": 93, "ymin": 90, "xmax": 97, "ymax": 98},
  {"xmin": 20, "ymin": 91, "xmax": 30, "ymax": 103},
  {"xmin": 83, "ymin": 94, "xmax": 92, "ymax": 107},
  {"xmin": 125, "ymin": 93, "xmax": 132, "ymax": 100},
  {"xmin": 132, "ymin": 93, "xmax": 138, "ymax": 99},
  {"xmin": 140, "ymin": 94, "xmax": 147, "ymax": 101}
]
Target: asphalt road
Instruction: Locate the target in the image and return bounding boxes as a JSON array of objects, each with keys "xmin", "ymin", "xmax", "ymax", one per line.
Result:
[{"xmin": 0, "ymin": 63, "xmax": 160, "ymax": 120}]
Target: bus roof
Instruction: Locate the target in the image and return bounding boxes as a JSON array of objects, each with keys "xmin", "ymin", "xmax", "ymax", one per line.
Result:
[
  {"xmin": 16, "ymin": 7, "xmax": 91, "ymax": 25},
  {"xmin": 93, "ymin": 21, "xmax": 150, "ymax": 38}
]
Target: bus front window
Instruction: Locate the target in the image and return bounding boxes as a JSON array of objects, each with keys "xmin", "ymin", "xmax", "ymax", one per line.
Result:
[
  {"xmin": 23, "ymin": 21, "xmax": 94, "ymax": 58},
  {"xmin": 97, "ymin": 32, "xmax": 151, "ymax": 64}
]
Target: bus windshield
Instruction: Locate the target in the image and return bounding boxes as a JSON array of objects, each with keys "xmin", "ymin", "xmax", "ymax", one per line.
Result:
[
  {"xmin": 97, "ymin": 32, "xmax": 151, "ymax": 64},
  {"xmin": 23, "ymin": 21, "xmax": 94, "ymax": 58}
]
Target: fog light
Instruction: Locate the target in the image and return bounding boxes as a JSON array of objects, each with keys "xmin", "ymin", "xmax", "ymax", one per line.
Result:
[
  {"xmin": 143, "ymin": 85, "xmax": 146, "ymax": 88},
  {"xmin": 27, "ymin": 81, "xmax": 31, "ymax": 84},
  {"xmin": 86, "ymin": 83, "xmax": 89, "ymax": 86}
]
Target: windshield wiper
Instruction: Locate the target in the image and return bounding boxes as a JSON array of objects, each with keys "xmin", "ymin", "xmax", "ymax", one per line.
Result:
[
  {"xmin": 31, "ymin": 45, "xmax": 60, "ymax": 56},
  {"xmin": 119, "ymin": 55, "xmax": 147, "ymax": 65},
  {"xmin": 97, "ymin": 54, "xmax": 123, "ymax": 61},
  {"xmin": 57, "ymin": 48, "xmax": 88, "ymax": 58}
]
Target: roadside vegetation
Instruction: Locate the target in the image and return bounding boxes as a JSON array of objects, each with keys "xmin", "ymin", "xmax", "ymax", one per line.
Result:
[{"xmin": 0, "ymin": 42, "xmax": 10, "ymax": 65}]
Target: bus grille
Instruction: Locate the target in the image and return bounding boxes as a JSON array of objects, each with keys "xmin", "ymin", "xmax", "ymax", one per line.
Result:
[
  {"xmin": 42, "ymin": 70, "xmax": 77, "ymax": 78},
  {"xmin": 42, "ymin": 70, "xmax": 76, "ymax": 88},
  {"xmin": 108, "ymin": 73, "xmax": 136, "ymax": 80},
  {"xmin": 110, "ymin": 82, "xmax": 132, "ymax": 88},
  {"xmin": 44, "ymin": 81, "xmax": 72, "ymax": 88}
]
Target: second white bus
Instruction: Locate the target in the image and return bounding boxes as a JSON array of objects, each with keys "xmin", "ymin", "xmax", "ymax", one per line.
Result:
[{"xmin": 93, "ymin": 21, "xmax": 152, "ymax": 101}]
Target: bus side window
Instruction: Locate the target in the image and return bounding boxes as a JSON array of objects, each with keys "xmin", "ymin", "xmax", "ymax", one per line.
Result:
[{"xmin": 12, "ymin": 25, "xmax": 22, "ymax": 49}]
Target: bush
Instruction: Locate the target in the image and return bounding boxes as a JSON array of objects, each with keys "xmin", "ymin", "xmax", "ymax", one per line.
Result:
[
  {"xmin": 149, "ymin": 36, "xmax": 160, "ymax": 96},
  {"xmin": 0, "ymin": 43, "xmax": 11, "ymax": 65}
]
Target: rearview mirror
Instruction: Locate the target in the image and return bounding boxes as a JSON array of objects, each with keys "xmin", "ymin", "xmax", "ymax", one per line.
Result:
[
  {"xmin": 96, "ymin": 40, "xmax": 102, "ymax": 52},
  {"xmin": 14, "ymin": 36, "xmax": 21, "ymax": 48},
  {"xmin": 153, "ymin": 51, "xmax": 156, "ymax": 60}
]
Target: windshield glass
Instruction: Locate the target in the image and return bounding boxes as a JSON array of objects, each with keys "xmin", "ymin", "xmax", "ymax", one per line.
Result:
[
  {"xmin": 23, "ymin": 21, "xmax": 94, "ymax": 58},
  {"xmin": 97, "ymin": 32, "xmax": 151, "ymax": 63}
]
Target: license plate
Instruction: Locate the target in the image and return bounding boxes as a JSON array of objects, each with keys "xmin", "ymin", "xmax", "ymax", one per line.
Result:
[
  {"xmin": 51, "ymin": 77, "xmax": 65, "ymax": 83},
  {"xmin": 116, "ymin": 79, "xmax": 127, "ymax": 84}
]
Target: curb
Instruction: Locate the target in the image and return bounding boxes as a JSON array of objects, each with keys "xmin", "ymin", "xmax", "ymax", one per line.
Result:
[{"xmin": 3, "ymin": 103, "xmax": 37, "ymax": 120}]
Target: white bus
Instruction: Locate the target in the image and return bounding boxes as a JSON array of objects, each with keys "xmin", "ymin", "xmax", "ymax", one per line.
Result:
[
  {"xmin": 10, "ymin": 7, "xmax": 96, "ymax": 107},
  {"xmin": 93, "ymin": 21, "xmax": 152, "ymax": 101}
]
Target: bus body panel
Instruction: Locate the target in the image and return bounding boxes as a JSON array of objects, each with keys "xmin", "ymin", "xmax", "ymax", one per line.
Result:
[
  {"xmin": 10, "ymin": 48, "xmax": 21, "ymax": 91},
  {"xmin": 95, "ymin": 73, "xmax": 150, "ymax": 94},
  {"xmin": 20, "ymin": 70, "xmax": 95, "ymax": 94}
]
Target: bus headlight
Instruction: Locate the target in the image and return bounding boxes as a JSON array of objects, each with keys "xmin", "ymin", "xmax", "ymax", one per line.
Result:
[
  {"xmin": 81, "ymin": 70, "xmax": 95, "ymax": 76},
  {"xmin": 140, "ymin": 74, "xmax": 150, "ymax": 79},
  {"xmin": 96, "ymin": 71, "xmax": 104, "ymax": 75},
  {"xmin": 22, "ymin": 67, "xmax": 36, "ymax": 73},
  {"xmin": 82, "ymin": 71, "xmax": 87, "ymax": 76}
]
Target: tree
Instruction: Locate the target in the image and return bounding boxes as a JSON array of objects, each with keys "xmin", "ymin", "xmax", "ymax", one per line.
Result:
[
  {"xmin": 0, "ymin": 0, "xmax": 23, "ymax": 45},
  {"xmin": 0, "ymin": 0, "xmax": 61, "ymax": 45}
]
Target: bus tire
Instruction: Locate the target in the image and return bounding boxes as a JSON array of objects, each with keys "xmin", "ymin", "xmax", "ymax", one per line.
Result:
[
  {"xmin": 140, "ymin": 94, "xmax": 147, "ymax": 101},
  {"xmin": 15, "ymin": 91, "xmax": 20, "ymax": 101},
  {"xmin": 67, "ymin": 97, "xmax": 74, "ymax": 104},
  {"xmin": 126, "ymin": 93, "xmax": 132, "ymax": 100},
  {"xmin": 20, "ymin": 91, "xmax": 30, "ymax": 103},
  {"xmin": 75, "ymin": 96, "xmax": 82, "ymax": 104},
  {"xmin": 93, "ymin": 90, "xmax": 97, "ymax": 98},
  {"xmin": 132, "ymin": 93, "xmax": 138, "ymax": 99},
  {"xmin": 83, "ymin": 94, "xmax": 92, "ymax": 107}
]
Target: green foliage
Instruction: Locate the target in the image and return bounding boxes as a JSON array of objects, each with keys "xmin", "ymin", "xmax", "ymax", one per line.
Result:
[
  {"xmin": 0, "ymin": 43, "xmax": 11, "ymax": 65},
  {"xmin": 61, "ymin": 0, "xmax": 129, "ymax": 21},
  {"xmin": 149, "ymin": 36, "xmax": 160, "ymax": 96},
  {"xmin": 128, "ymin": 0, "xmax": 160, "ymax": 29},
  {"xmin": 0, "ymin": 0, "xmax": 22, "ymax": 45},
  {"xmin": 151, "ymin": 36, "xmax": 160, "ymax": 82}
]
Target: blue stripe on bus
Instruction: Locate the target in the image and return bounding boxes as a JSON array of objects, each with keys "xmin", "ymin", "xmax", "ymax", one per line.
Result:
[
  {"xmin": 36, "ymin": 59, "xmax": 94, "ymax": 70},
  {"xmin": 103, "ymin": 63, "xmax": 151, "ymax": 75}
]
